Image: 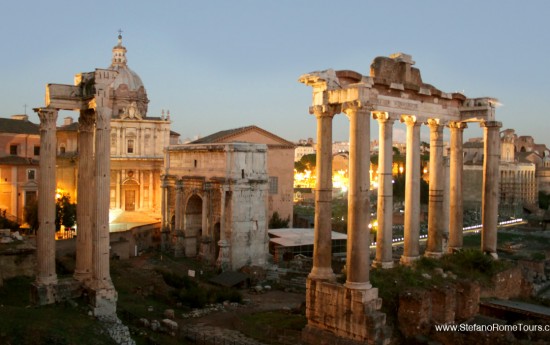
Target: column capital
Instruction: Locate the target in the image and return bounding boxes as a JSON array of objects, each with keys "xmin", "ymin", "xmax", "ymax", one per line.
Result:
[
  {"xmin": 480, "ymin": 120, "xmax": 502, "ymax": 129},
  {"xmin": 401, "ymin": 115, "xmax": 420, "ymax": 127},
  {"xmin": 341, "ymin": 100, "xmax": 372, "ymax": 116},
  {"xmin": 34, "ymin": 107, "xmax": 58, "ymax": 131},
  {"xmin": 373, "ymin": 111, "xmax": 396, "ymax": 124},
  {"xmin": 175, "ymin": 179, "xmax": 184, "ymax": 190},
  {"xmin": 78, "ymin": 109, "xmax": 96, "ymax": 132},
  {"xmin": 309, "ymin": 104, "xmax": 340, "ymax": 118},
  {"xmin": 426, "ymin": 118, "xmax": 445, "ymax": 128},
  {"xmin": 448, "ymin": 121, "xmax": 468, "ymax": 130}
]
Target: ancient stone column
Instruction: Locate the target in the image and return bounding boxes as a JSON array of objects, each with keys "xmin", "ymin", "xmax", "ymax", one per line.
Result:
[
  {"xmin": 35, "ymin": 107, "xmax": 58, "ymax": 286},
  {"xmin": 343, "ymin": 102, "xmax": 371, "ymax": 289},
  {"xmin": 425, "ymin": 119, "xmax": 445, "ymax": 258},
  {"xmin": 481, "ymin": 121, "xmax": 502, "ymax": 258},
  {"xmin": 309, "ymin": 105, "xmax": 338, "ymax": 281},
  {"xmin": 173, "ymin": 179, "xmax": 184, "ymax": 257},
  {"xmin": 217, "ymin": 186, "xmax": 230, "ymax": 271},
  {"xmin": 401, "ymin": 116, "xmax": 421, "ymax": 264},
  {"xmin": 161, "ymin": 177, "xmax": 169, "ymax": 229},
  {"xmin": 174, "ymin": 180, "xmax": 183, "ymax": 230},
  {"xmin": 91, "ymin": 106, "xmax": 115, "ymax": 290},
  {"xmin": 373, "ymin": 113, "xmax": 394, "ymax": 268},
  {"xmin": 74, "ymin": 109, "xmax": 95, "ymax": 282},
  {"xmin": 448, "ymin": 122, "xmax": 467, "ymax": 252}
]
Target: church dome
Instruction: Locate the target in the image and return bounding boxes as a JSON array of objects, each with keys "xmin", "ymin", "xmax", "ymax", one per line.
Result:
[
  {"xmin": 109, "ymin": 34, "xmax": 145, "ymax": 92},
  {"xmin": 108, "ymin": 33, "xmax": 149, "ymax": 118},
  {"xmin": 111, "ymin": 64, "xmax": 145, "ymax": 91}
]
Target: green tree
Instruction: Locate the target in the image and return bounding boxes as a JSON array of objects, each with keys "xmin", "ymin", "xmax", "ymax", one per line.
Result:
[
  {"xmin": 295, "ymin": 154, "xmax": 316, "ymax": 173},
  {"xmin": 269, "ymin": 211, "xmax": 290, "ymax": 229},
  {"xmin": 55, "ymin": 195, "xmax": 77, "ymax": 231}
]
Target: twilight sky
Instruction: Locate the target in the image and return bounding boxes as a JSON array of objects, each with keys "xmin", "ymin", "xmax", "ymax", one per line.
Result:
[{"xmin": 1, "ymin": 0, "xmax": 549, "ymax": 145}]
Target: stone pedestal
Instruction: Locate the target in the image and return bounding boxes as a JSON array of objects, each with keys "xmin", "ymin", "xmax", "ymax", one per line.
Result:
[
  {"xmin": 173, "ymin": 230, "xmax": 185, "ymax": 257},
  {"xmin": 302, "ymin": 278, "xmax": 390, "ymax": 345},
  {"xmin": 217, "ymin": 239, "xmax": 230, "ymax": 271},
  {"xmin": 88, "ymin": 285, "xmax": 118, "ymax": 317}
]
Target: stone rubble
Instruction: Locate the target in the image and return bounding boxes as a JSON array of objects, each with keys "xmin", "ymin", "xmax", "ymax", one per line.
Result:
[
  {"xmin": 183, "ymin": 323, "xmax": 266, "ymax": 345},
  {"xmin": 97, "ymin": 314, "xmax": 135, "ymax": 345}
]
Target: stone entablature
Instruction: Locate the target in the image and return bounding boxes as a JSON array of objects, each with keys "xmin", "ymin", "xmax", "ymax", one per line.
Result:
[{"xmin": 163, "ymin": 143, "xmax": 269, "ymax": 270}]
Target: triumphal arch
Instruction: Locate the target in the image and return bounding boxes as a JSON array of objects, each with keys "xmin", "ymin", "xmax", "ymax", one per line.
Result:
[
  {"xmin": 299, "ymin": 53, "xmax": 500, "ymax": 344},
  {"xmin": 32, "ymin": 68, "xmax": 118, "ymax": 316}
]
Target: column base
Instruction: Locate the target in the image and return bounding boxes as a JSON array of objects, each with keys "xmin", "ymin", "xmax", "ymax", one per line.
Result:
[
  {"xmin": 87, "ymin": 282, "xmax": 118, "ymax": 317},
  {"xmin": 485, "ymin": 251, "xmax": 498, "ymax": 260},
  {"xmin": 308, "ymin": 266, "xmax": 336, "ymax": 281},
  {"xmin": 344, "ymin": 281, "xmax": 372, "ymax": 290},
  {"xmin": 447, "ymin": 246, "xmax": 462, "ymax": 254},
  {"xmin": 31, "ymin": 278, "xmax": 83, "ymax": 306},
  {"xmin": 424, "ymin": 251, "xmax": 444, "ymax": 259},
  {"xmin": 73, "ymin": 270, "xmax": 93, "ymax": 282},
  {"xmin": 372, "ymin": 260, "xmax": 395, "ymax": 269},
  {"xmin": 400, "ymin": 255, "xmax": 420, "ymax": 265}
]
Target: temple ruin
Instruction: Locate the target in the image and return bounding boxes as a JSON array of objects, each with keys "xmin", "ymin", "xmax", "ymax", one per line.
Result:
[
  {"xmin": 299, "ymin": 53, "xmax": 500, "ymax": 345},
  {"xmin": 32, "ymin": 55, "xmax": 119, "ymax": 317}
]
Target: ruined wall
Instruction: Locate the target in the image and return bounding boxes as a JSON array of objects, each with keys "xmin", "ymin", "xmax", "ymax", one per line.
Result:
[{"xmin": 303, "ymin": 279, "xmax": 390, "ymax": 345}]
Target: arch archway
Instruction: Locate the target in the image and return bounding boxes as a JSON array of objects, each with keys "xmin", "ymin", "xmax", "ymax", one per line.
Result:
[{"xmin": 184, "ymin": 194, "xmax": 203, "ymax": 257}]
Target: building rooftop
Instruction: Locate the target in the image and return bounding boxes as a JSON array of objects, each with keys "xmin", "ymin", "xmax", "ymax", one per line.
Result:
[
  {"xmin": 191, "ymin": 125, "xmax": 295, "ymax": 148},
  {"xmin": 269, "ymin": 228, "xmax": 347, "ymax": 247},
  {"xmin": 0, "ymin": 117, "xmax": 39, "ymax": 135}
]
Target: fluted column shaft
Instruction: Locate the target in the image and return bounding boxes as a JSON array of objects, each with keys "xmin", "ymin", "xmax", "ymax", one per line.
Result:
[
  {"xmin": 175, "ymin": 180, "xmax": 183, "ymax": 230},
  {"xmin": 481, "ymin": 121, "xmax": 502, "ymax": 258},
  {"xmin": 92, "ymin": 106, "xmax": 114, "ymax": 288},
  {"xmin": 35, "ymin": 108, "xmax": 58, "ymax": 285},
  {"xmin": 74, "ymin": 109, "xmax": 95, "ymax": 281},
  {"xmin": 374, "ymin": 114, "xmax": 394, "ymax": 268},
  {"xmin": 448, "ymin": 122, "xmax": 467, "ymax": 252},
  {"xmin": 426, "ymin": 120, "xmax": 445, "ymax": 257},
  {"xmin": 344, "ymin": 103, "xmax": 371, "ymax": 289},
  {"xmin": 309, "ymin": 105, "xmax": 337, "ymax": 281},
  {"xmin": 161, "ymin": 177, "xmax": 169, "ymax": 229},
  {"xmin": 401, "ymin": 117, "xmax": 421, "ymax": 264}
]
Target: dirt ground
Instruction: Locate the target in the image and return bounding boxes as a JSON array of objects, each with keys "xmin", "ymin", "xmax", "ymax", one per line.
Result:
[{"xmin": 115, "ymin": 251, "xmax": 306, "ymax": 332}]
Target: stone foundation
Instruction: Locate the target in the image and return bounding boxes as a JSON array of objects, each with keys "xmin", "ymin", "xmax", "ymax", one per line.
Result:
[
  {"xmin": 30, "ymin": 278, "xmax": 83, "ymax": 305},
  {"xmin": 302, "ymin": 278, "xmax": 391, "ymax": 345},
  {"xmin": 88, "ymin": 285, "xmax": 118, "ymax": 317}
]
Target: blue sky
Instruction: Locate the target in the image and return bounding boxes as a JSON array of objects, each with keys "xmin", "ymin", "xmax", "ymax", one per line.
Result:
[{"xmin": 1, "ymin": 0, "xmax": 549, "ymax": 145}]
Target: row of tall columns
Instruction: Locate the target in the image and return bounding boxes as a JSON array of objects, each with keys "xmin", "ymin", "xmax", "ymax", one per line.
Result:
[
  {"xmin": 343, "ymin": 102, "xmax": 371, "ymax": 289},
  {"xmin": 74, "ymin": 109, "xmax": 96, "ymax": 281},
  {"xmin": 35, "ymin": 108, "xmax": 59, "ymax": 286},
  {"xmin": 308, "ymin": 108, "xmax": 502, "ymax": 291}
]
